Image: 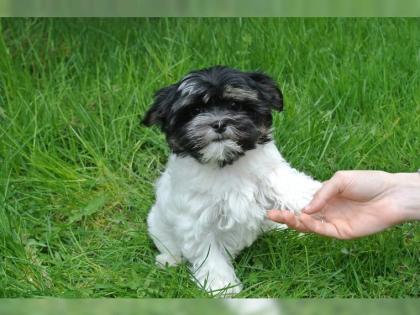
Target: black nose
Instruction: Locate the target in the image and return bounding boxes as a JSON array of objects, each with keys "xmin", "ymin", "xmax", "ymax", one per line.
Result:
[{"xmin": 211, "ymin": 120, "xmax": 227, "ymax": 133}]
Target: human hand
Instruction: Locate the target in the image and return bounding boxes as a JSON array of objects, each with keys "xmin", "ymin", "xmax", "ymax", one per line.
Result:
[{"xmin": 267, "ymin": 171, "xmax": 420, "ymax": 239}]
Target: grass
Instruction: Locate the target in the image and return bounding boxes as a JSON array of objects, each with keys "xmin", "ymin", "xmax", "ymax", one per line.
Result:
[{"xmin": 0, "ymin": 18, "xmax": 419, "ymax": 298}]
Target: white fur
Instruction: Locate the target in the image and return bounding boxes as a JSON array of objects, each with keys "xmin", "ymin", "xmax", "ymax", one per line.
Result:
[
  {"xmin": 199, "ymin": 140, "xmax": 243, "ymax": 164},
  {"xmin": 147, "ymin": 141, "xmax": 321, "ymax": 296}
]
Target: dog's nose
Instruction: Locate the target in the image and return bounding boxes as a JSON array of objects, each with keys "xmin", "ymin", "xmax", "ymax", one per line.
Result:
[{"xmin": 211, "ymin": 120, "xmax": 227, "ymax": 133}]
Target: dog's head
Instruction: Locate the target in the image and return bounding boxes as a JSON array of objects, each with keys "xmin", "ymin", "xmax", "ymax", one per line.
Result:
[{"xmin": 142, "ymin": 66, "xmax": 283, "ymax": 167}]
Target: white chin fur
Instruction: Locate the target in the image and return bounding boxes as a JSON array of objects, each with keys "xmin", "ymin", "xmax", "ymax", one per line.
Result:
[{"xmin": 199, "ymin": 139, "xmax": 242, "ymax": 164}]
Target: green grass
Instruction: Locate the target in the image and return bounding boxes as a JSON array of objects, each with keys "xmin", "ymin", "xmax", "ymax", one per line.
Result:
[{"xmin": 0, "ymin": 18, "xmax": 419, "ymax": 298}]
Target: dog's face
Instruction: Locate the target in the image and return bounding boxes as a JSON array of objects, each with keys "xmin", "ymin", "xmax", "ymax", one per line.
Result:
[{"xmin": 142, "ymin": 66, "xmax": 283, "ymax": 166}]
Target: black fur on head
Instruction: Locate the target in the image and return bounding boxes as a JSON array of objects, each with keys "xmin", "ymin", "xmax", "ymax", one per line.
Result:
[{"xmin": 142, "ymin": 65, "xmax": 283, "ymax": 167}]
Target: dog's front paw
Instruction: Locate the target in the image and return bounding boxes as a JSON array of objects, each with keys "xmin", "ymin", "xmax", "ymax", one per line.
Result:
[
  {"xmin": 196, "ymin": 273, "xmax": 242, "ymax": 297},
  {"xmin": 207, "ymin": 276, "xmax": 243, "ymax": 297},
  {"xmin": 212, "ymin": 280, "xmax": 243, "ymax": 297},
  {"xmin": 155, "ymin": 253, "xmax": 182, "ymax": 268}
]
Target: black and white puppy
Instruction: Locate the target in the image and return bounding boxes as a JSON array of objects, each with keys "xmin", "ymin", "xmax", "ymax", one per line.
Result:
[{"xmin": 143, "ymin": 66, "xmax": 320, "ymax": 295}]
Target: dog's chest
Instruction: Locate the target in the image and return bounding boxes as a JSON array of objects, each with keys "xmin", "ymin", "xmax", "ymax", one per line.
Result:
[
  {"xmin": 167, "ymin": 160, "xmax": 269, "ymax": 229},
  {"xmin": 184, "ymin": 182, "xmax": 265, "ymax": 231}
]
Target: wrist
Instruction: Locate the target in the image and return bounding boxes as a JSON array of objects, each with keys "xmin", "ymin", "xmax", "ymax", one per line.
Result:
[{"xmin": 390, "ymin": 172, "xmax": 420, "ymax": 222}]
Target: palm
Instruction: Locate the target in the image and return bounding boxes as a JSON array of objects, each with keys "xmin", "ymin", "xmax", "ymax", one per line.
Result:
[{"xmin": 318, "ymin": 196, "xmax": 394, "ymax": 239}]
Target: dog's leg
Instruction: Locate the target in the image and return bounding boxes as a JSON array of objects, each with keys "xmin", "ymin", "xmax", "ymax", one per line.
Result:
[
  {"xmin": 182, "ymin": 239, "xmax": 242, "ymax": 296},
  {"xmin": 147, "ymin": 206, "xmax": 183, "ymax": 267}
]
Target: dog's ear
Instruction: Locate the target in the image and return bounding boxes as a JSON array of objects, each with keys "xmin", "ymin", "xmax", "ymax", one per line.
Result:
[
  {"xmin": 248, "ymin": 72, "xmax": 283, "ymax": 112},
  {"xmin": 142, "ymin": 84, "xmax": 178, "ymax": 129}
]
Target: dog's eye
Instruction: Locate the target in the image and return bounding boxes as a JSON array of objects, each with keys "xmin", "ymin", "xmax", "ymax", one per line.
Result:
[
  {"xmin": 192, "ymin": 107, "xmax": 204, "ymax": 114},
  {"xmin": 230, "ymin": 101, "xmax": 241, "ymax": 110},
  {"xmin": 190, "ymin": 106, "xmax": 204, "ymax": 116}
]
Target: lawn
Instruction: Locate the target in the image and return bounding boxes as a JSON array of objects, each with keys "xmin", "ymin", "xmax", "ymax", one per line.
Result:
[{"xmin": 0, "ymin": 18, "xmax": 419, "ymax": 298}]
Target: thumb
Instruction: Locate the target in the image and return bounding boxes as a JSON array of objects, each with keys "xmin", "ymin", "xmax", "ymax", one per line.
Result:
[{"xmin": 303, "ymin": 172, "xmax": 347, "ymax": 214}]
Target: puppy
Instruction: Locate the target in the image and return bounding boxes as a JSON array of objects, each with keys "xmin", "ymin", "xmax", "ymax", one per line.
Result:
[{"xmin": 142, "ymin": 66, "xmax": 321, "ymax": 295}]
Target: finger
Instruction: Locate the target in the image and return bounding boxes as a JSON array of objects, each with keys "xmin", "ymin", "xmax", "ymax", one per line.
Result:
[
  {"xmin": 299, "ymin": 213, "xmax": 342, "ymax": 239},
  {"xmin": 267, "ymin": 210, "xmax": 310, "ymax": 232},
  {"xmin": 303, "ymin": 173, "xmax": 348, "ymax": 214}
]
